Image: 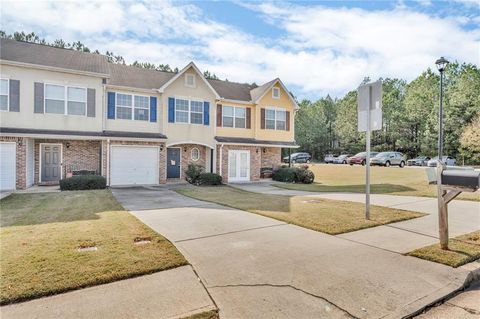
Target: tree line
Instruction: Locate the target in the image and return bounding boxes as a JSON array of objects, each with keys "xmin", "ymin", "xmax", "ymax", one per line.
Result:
[
  {"xmin": 295, "ymin": 63, "xmax": 480, "ymax": 164},
  {"xmin": 0, "ymin": 31, "xmax": 220, "ymax": 80}
]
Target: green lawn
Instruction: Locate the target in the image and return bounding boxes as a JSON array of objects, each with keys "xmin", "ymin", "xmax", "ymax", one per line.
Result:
[
  {"xmin": 0, "ymin": 190, "xmax": 187, "ymax": 305},
  {"xmin": 177, "ymin": 186, "xmax": 424, "ymax": 235},
  {"xmin": 407, "ymin": 231, "xmax": 480, "ymax": 267},
  {"xmin": 275, "ymin": 164, "xmax": 479, "ymax": 201}
]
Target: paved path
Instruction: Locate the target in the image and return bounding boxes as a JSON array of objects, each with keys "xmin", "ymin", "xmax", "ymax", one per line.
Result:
[
  {"xmin": 232, "ymin": 183, "xmax": 480, "ymax": 253},
  {"xmin": 1, "ymin": 265, "xmax": 216, "ymax": 319},
  {"xmin": 125, "ymin": 187, "xmax": 475, "ymax": 319}
]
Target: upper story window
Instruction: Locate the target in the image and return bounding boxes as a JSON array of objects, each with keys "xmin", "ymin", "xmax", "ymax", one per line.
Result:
[
  {"xmin": 0, "ymin": 79, "xmax": 9, "ymax": 111},
  {"xmin": 265, "ymin": 108, "xmax": 286, "ymax": 130},
  {"xmin": 116, "ymin": 93, "xmax": 149, "ymax": 121},
  {"xmin": 45, "ymin": 84, "xmax": 86, "ymax": 115},
  {"xmin": 223, "ymin": 106, "xmax": 246, "ymax": 128},
  {"xmin": 272, "ymin": 87, "xmax": 280, "ymax": 99},
  {"xmin": 175, "ymin": 98, "xmax": 203, "ymax": 124},
  {"xmin": 185, "ymin": 74, "xmax": 196, "ymax": 88}
]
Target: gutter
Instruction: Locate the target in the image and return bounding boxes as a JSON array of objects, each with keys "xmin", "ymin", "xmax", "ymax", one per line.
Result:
[{"xmin": 219, "ymin": 144, "xmax": 224, "ymax": 177}]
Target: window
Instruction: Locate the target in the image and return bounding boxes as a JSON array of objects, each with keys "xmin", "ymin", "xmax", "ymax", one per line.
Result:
[
  {"xmin": 175, "ymin": 98, "xmax": 204, "ymax": 124},
  {"xmin": 223, "ymin": 106, "xmax": 246, "ymax": 128},
  {"xmin": 175, "ymin": 98, "xmax": 189, "ymax": 123},
  {"xmin": 265, "ymin": 108, "xmax": 287, "ymax": 130},
  {"xmin": 272, "ymin": 87, "xmax": 280, "ymax": 99},
  {"xmin": 185, "ymin": 74, "xmax": 195, "ymax": 88},
  {"xmin": 0, "ymin": 79, "xmax": 8, "ymax": 111},
  {"xmin": 67, "ymin": 87, "xmax": 86, "ymax": 115},
  {"xmin": 116, "ymin": 93, "xmax": 150, "ymax": 121},
  {"xmin": 45, "ymin": 84, "xmax": 86, "ymax": 115},
  {"xmin": 191, "ymin": 148, "xmax": 200, "ymax": 161}
]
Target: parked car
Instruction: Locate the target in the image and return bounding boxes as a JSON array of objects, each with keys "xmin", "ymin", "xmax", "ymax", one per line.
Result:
[
  {"xmin": 334, "ymin": 154, "xmax": 352, "ymax": 164},
  {"xmin": 370, "ymin": 152, "xmax": 406, "ymax": 167},
  {"xmin": 407, "ymin": 156, "xmax": 431, "ymax": 166},
  {"xmin": 347, "ymin": 152, "xmax": 379, "ymax": 166},
  {"xmin": 427, "ymin": 156, "xmax": 457, "ymax": 167},
  {"xmin": 283, "ymin": 152, "xmax": 312, "ymax": 164},
  {"xmin": 324, "ymin": 154, "xmax": 337, "ymax": 164}
]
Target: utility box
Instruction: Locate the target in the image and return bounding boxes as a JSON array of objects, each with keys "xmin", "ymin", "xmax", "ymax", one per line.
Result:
[{"xmin": 441, "ymin": 170, "xmax": 480, "ymax": 190}]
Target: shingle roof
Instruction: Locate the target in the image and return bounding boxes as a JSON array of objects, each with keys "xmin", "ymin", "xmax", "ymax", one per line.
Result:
[
  {"xmin": 0, "ymin": 127, "xmax": 167, "ymax": 139},
  {"xmin": 108, "ymin": 63, "xmax": 175, "ymax": 90},
  {"xmin": 250, "ymin": 78, "xmax": 278, "ymax": 102},
  {"xmin": 0, "ymin": 38, "xmax": 109, "ymax": 75},
  {"xmin": 208, "ymin": 79, "xmax": 256, "ymax": 102}
]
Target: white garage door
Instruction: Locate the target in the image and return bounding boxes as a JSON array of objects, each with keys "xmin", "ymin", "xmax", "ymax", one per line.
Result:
[
  {"xmin": 0, "ymin": 142, "xmax": 16, "ymax": 191},
  {"xmin": 110, "ymin": 146, "xmax": 159, "ymax": 186}
]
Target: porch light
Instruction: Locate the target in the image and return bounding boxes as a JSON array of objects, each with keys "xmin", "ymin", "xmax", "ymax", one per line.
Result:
[{"xmin": 66, "ymin": 142, "xmax": 71, "ymax": 148}]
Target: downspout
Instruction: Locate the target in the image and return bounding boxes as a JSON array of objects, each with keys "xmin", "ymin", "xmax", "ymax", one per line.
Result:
[
  {"xmin": 106, "ymin": 139, "xmax": 110, "ymax": 186},
  {"xmin": 102, "ymin": 81, "xmax": 106, "ymax": 132},
  {"xmin": 219, "ymin": 144, "xmax": 224, "ymax": 177}
]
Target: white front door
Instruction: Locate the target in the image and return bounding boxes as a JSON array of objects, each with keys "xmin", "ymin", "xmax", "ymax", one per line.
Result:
[{"xmin": 228, "ymin": 150, "xmax": 250, "ymax": 182}]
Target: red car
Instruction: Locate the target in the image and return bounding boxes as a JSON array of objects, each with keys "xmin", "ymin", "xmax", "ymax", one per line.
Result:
[{"xmin": 347, "ymin": 152, "xmax": 379, "ymax": 166}]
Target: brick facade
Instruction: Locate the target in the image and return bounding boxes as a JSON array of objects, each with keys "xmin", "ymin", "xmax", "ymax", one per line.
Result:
[
  {"xmin": 216, "ymin": 144, "xmax": 262, "ymax": 183},
  {"xmin": 261, "ymin": 147, "xmax": 281, "ymax": 169},
  {"xmin": 0, "ymin": 136, "xmax": 27, "ymax": 189},
  {"xmin": 176, "ymin": 144, "xmax": 207, "ymax": 180}
]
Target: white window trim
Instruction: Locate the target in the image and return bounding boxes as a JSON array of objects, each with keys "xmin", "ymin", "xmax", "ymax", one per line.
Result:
[
  {"xmin": 44, "ymin": 83, "xmax": 87, "ymax": 116},
  {"xmin": 265, "ymin": 107, "xmax": 287, "ymax": 131},
  {"xmin": 222, "ymin": 105, "xmax": 246, "ymax": 129},
  {"xmin": 174, "ymin": 97, "xmax": 204, "ymax": 125},
  {"xmin": 185, "ymin": 74, "xmax": 196, "ymax": 88},
  {"xmin": 191, "ymin": 147, "xmax": 200, "ymax": 161},
  {"xmin": 0, "ymin": 78, "xmax": 9, "ymax": 112},
  {"xmin": 272, "ymin": 87, "xmax": 280, "ymax": 99},
  {"xmin": 115, "ymin": 92, "xmax": 150, "ymax": 121}
]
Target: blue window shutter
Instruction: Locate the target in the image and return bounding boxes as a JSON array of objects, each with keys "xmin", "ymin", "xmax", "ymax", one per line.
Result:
[
  {"xmin": 107, "ymin": 92, "xmax": 115, "ymax": 119},
  {"xmin": 168, "ymin": 97, "xmax": 175, "ymax": 123},
  {"xmin": 203, "ymin": 101, "xmax": 210, "ymax": 126},
  {"xmin": 150, "ymin": 96, "xmax": 157, "ymax": 122}
]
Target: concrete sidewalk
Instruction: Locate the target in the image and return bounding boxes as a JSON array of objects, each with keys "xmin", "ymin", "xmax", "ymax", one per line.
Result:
[
  {"xmin": 232, "ymin": 183, "xmax": 480, "ymax": 253},
  {"xmin": 1, "ymin": 265, "xmax": 216, "ymax": 319},
  {"xmin": 129, "ymin": 187, "xmax": 475, "ymax": 319}
]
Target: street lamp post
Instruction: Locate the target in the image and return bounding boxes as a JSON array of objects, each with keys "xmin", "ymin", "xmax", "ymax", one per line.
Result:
[{"xmin": 435, "ymin": 56, "xmax": 449, "ymax": 249}]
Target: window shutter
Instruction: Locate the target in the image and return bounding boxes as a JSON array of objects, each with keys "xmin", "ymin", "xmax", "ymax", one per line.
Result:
[
  {"xmin": 168, "ymin": 97, "xmax": 175, "ymax": 123},
  {"xmin": 246, "ymin": 108, "xmax": 251, "ymax": 129},
  {"xmin": 9, "ymin": 79, "xmax": 20, "ymax": 112},
  {"xmin": 203, "ymin": 101, "xmax": 210, "ymax": 125},
  {"xmin": 107, "ymin": 92, "xmax": 115, "ymax": 119},
  {"xmin": 286, "ymin": 111, "xmax": 290, "ymax": 131},
  {"xmin": 216, "ymin": 104, "xmax": 222, "ymax": 127},
  {"xmin": 150, "ymin": 96, "xmax": 157, "ymax": 122},
  {"xmin": 87, "ymin": 88, "xmax": 96, "ymax": 117},
  {"xmin": 34, "ymin": 82, "xmax": 44, "ymax": 113},
  {"xmin": 260, "ymin": 108, "xmax": 265, "ymax": 129}
]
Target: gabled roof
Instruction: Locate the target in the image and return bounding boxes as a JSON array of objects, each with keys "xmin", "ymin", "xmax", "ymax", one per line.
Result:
[
  {"xmin": 250, "ymin": 78, "xmax": 299, "ymax": 109},
  {"xmin": 158, "ymin": 62, "xmax": 220, "ymax": 98},
  {"xmin": 0, "ymin": 38, "xmax": 109, "ymax": 76},
  {"xmin": 108, "ymin": 63, "xmax": 175, "ymax": 90},
  {"xmin": 208, "ymin": 79, "xmax": 256, "ymax": 102}
]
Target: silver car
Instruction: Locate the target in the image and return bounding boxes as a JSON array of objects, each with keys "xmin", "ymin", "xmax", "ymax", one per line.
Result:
[
  {"xmin": 427, "ymin": 156, "xmax": 457, "ymax": 167},
  {"xmin": 370, "ymin": 152, "xmax": 406, "ymax": 167},
  {"xmin": 334, "ymin": 154, "xmax": 352, "ymax": 164}
]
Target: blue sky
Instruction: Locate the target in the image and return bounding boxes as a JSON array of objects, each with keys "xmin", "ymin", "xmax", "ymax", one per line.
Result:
[{"xmin": 1, "ymin": 0, "xmax": 479, "ymax": 100}]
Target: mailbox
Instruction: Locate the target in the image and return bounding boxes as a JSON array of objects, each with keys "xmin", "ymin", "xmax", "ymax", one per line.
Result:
[{"xmin": 441, "ymin": 170, "xmax": 480, "ymax": 190}]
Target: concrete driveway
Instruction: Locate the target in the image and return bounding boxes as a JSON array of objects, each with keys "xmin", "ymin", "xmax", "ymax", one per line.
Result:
[{"xmin": 119, "ymin": 186, "xmax": 475, "ymax": 319}]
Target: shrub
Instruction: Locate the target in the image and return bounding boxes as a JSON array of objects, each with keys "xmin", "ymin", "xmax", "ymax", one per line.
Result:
[
  {"xmin": 60, "ymin": 175, "xmax": 106, "ymax": 191},
  {"xmin": 198, "ymin": 173, "xmax": 222, "ymax": 185},
  {"xmin": 185, "ymin": 164, "xmax": 204, "ymax": 185},
  {"xmin": 272, "ymin": 167, "xmax": 315, "ymax": 184}
]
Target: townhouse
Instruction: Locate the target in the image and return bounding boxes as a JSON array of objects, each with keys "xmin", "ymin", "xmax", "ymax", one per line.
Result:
[{"xmin": 0, "ymin": 39, "xmax": 298, "ymax": 190}]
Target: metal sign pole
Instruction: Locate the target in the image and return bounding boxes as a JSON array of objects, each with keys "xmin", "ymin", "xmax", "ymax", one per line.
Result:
[{"xmin": 365, "ymin": 86, "xmax": 372, "ymax": 220}]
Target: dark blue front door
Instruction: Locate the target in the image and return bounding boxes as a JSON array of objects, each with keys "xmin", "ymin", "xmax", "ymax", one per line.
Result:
[{"xmin": 167, "ymin": 148, "xmax": 181, "ymax": 178}]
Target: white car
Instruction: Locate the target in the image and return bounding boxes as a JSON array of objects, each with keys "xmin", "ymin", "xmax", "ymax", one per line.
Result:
[{"xmin": 427, "ymin": 156, "xmax": 457, "ymax": 167}]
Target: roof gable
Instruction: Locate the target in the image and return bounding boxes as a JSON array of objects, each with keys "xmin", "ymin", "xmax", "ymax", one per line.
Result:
[{"xmin": 251, "ymin": 78, "xmax": 299, "ymax": 109}]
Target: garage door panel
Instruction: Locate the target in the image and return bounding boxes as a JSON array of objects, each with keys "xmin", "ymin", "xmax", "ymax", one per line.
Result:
[
  {"xmin": 0, "ymin": 143, "xmax": 16, "ymax": 191},
  {"xmin": 110, "ymin": 146, "xmax": 159, "ymax": 186}
]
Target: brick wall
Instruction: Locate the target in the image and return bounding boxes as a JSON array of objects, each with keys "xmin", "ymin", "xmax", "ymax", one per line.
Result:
[
  {"xmin": 261, "ymin": 147, "xmax": 281, "ymax": 169},
  {"xmin": 175, "ymin": 144, "xmax": 207, "ymax": 180},
  {"xmin": 105, "ymin": 140, "xmax": 167, "ymax": 185},
  {"xmin": 34, "ymin": 139, "xmax": 101, "ymax": 184},
  {"xmin": 0, "ymin": 136, "xmax": 26, "ymax": 189},
  {"xmin": 216, "ymin": 144, "xmax": 261, "ymax": 183}
]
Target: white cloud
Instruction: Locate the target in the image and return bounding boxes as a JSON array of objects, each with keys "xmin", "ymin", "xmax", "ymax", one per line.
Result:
[{"xmin": 0, "ymin": 0, "xmax": 478, "ymax": 99}]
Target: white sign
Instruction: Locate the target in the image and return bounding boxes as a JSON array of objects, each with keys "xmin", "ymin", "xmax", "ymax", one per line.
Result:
[{"xmin": 358, "ymin": 81, "xmax": 382, "ymax": 132}]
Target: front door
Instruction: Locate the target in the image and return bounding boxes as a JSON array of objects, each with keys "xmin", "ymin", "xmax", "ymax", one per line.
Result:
[
  {"xmin": 41, "ymin": 144, "xmax": 61, "ymax": 182},
  {"xmin": 167, "ymin": 148, "xmax": 181, "ymax": 179},
  {"xmin": 228, "ymin": 150, "xmax": 250, "ymax": 182}
]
